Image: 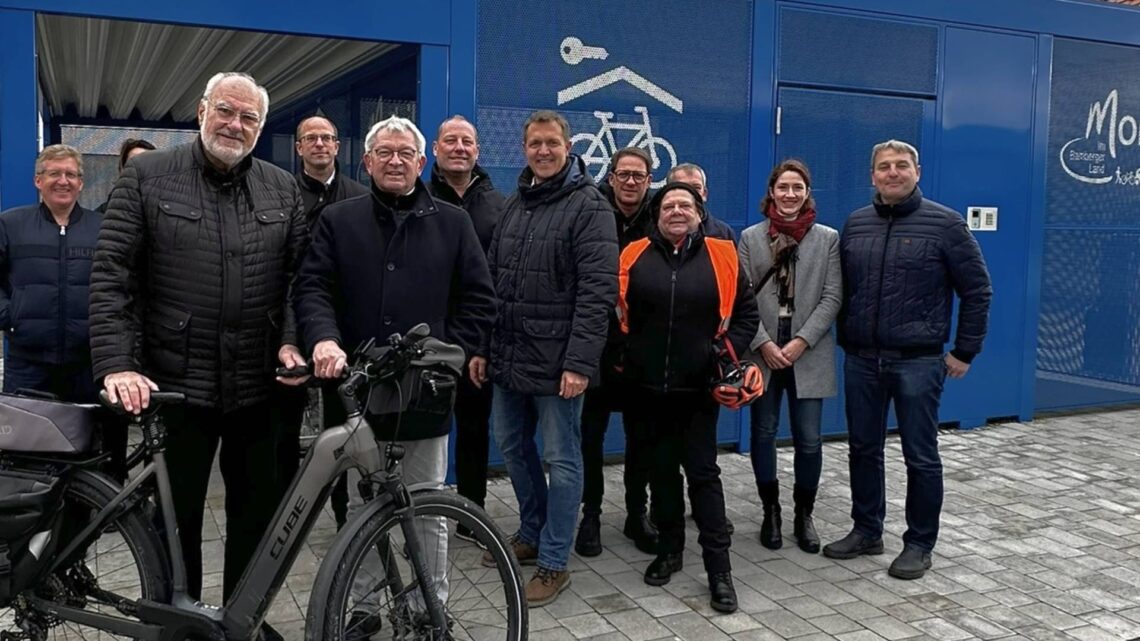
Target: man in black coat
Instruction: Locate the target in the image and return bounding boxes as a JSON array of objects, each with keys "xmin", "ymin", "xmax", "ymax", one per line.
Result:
[
  {"xmin": 469, "ymin": 110, "xmax": 618, "ymax": 607},
  {"xmin": 824, "ymin": 140, "xmax": 992, "ymax": 580},
  {"xmin": 575, "ymin": 147, "xmax": 657, "ymax": 558},
  {"xmin": 89, "ymin": 72, "xmax": 309, "ymax": 625},
  {"xmin": 427, "ymin": 115, "xmax": 504, "ymax": 539}
]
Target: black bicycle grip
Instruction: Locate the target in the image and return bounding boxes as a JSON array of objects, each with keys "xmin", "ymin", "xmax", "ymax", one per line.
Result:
[{"xmin": 275, "ymin": 364, "xmax": 312, "ymax": 378}]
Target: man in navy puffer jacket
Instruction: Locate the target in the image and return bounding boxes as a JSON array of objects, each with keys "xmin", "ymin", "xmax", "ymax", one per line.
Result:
[
  {"xmin": 0, "ymin": 144, "xmax": 100, "ymax": 402},
  {"xmin": 824, "ymin": 140, "xmax": 992, "ymax": 580}
]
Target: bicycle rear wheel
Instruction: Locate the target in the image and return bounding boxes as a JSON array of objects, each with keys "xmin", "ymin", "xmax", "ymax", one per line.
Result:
[
  {"xmin": 309, "ymin": 491, "xmax": 526, "ymax": 641},
  {"xmin": 0, "ymin": 470, "xmax": 170, "ymax": 640}
]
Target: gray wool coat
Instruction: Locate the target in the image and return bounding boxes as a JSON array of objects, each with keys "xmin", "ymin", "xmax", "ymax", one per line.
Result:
[{"xmin": 738, "ymin": 220, "xmax": 842, "ymax": 398}]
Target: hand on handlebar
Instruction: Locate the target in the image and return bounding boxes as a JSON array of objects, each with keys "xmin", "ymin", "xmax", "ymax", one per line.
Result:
[
  {"xmin": 276, "ymin": 344, "xmax": 311, "ymax": 386},
  {"xmin": 103, "ymin": 371, "xmax": 160, "ymax": 415},
  {"xmin": 313, "ymin": 340, "xmax": 348, "ymax": 379}
]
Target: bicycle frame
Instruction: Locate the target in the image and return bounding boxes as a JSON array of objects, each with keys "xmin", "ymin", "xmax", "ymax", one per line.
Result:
[{"xmin": 36, "ymin": 414, "xmax": 392, "ymax": 641}]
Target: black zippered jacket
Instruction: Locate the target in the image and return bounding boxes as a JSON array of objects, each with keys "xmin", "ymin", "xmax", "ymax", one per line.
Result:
[
  {"xmin": 295, "ymin": 161, "xmax": 368, "ymax": 228},
  {"xmin": 89, "ymin": 139, "xmax": 308, "ymax": 411},
  {"xmin": 0, "ymin": 203, "xmax": 101, "ymax": 365},
  {"xmin": 486, "ymin": 156, "xmax": 618, "ymax": 395},
  {"xmin": 839, "ymin": 187, "xmax": 992, "ymax": 362},
  {"xmin": 619, "ymin": 228, "xmax": 758, "ymax": 393}
]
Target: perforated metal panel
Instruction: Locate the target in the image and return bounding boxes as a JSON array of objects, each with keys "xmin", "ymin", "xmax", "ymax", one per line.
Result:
[
  {"xmin": 61, "ymin": 124, "xmax": 198, "ymax": 210},
  {"xmin": 778, "ymin": 9, "xmax": 939, "ymax": 95},
  {"xmin": 1037, "ymin": 38, "xmax": 1140, "ymax": 406},
  {"xmin": 775, "ymin": 88, "xmax": 928, "ymax": 230}
]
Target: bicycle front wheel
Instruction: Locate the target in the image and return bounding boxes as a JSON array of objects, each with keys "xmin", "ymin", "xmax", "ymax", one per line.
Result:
[{"xmin": 310, "ymin": 491, "xmax": 526, "ymax": 641}]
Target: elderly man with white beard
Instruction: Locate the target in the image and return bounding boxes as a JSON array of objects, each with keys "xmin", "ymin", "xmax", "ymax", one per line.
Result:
[{"xmin": 89, "ymin": 72, "xmax": 307, "ymax": 638}]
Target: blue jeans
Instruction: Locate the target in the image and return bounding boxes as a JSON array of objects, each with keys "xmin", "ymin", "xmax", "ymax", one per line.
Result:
[
  {"xmin": 491, "ymin": 385, "xmax": 584, "ymax": 571},
  {"xmin": 844, "ymin": 354, "xmax": 946, "ymax": 551},
  {"xmin": 749, "ymin": 368, "xmax": 823, "ymax": 489}
]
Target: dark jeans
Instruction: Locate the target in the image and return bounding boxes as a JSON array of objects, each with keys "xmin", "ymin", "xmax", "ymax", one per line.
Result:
[
  {"xmin": 628, "ymin": 388, "xmax": 731, "ymax": 574},
  {"xmin": 580, "ymin": 381, "xmax": 649, "ymax": 516},
  {"xmin": 2, "ymin": 353, "xmax": 98, "ymax": 402},
  {"xmin": 453, "ymin": 375, "xmax": 492, "ymax": 508},
  {"xmin": 163, "ymin": 401, "xmax": 285, "ymax": 600},
  {"xmin": 844, "ymin": 353, "xmax": 946, "ymax": 551},
  {"xmin": 749, "ymin": 367, "xmax": 823, "ymax": 489},
  {"xmin": 272, "ymin": 384, "xmax": 308, "ymax": 494}
]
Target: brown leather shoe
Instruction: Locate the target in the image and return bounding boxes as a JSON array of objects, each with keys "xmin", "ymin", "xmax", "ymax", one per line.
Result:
[
  {"xmin": 482, "ymin": 533, "xmax": 538, "ymax": 568},
  {"xmin": 525, "ymin": 567, "xmax": 571, "ymax": 607}
]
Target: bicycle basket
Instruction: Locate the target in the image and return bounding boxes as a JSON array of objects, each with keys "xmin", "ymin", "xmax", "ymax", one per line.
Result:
[
  {"xmin": 0, "ymin": 469, "xmax": 64, "ymax": 605},
  {"xmin": 363, "ymin": 336, "xmax": 465, "ymax": 439},
  {"xmin": 0, "ymin": 392, "xmax": 96, "ymax": 454}
]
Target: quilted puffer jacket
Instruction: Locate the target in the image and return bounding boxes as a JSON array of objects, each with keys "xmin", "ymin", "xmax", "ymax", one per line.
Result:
[
  {"xmin": 486, "ymin": 155, "xmax": 618, "ymax": 395},
  {"xmin": 89, "ymin": 140, "xmax": 308, "ymax": 411},
  {"xmin": 838, "ymin": 187, "xmax": 992, "ymax": 361}
]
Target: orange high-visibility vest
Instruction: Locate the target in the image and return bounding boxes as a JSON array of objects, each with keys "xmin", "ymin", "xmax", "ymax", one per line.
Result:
[{"xmin": 616, "ymin": 236, "xmax": 739, "ymax": 336}]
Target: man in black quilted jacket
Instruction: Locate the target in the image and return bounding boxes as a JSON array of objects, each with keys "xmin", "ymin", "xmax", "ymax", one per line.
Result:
[
  {"xmin": 825, "ymin": 139, "xmax": 992, "ymax": 580},
  {"xmin": 89, "ymin": 71, "xmax": 308, "ymax": 624},
  {"xmin": 469, "ymin": 110, "xmax": 618, "ymax": 607}
]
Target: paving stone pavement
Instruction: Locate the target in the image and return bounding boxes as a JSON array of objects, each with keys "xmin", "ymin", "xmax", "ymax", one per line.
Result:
[{"xmin": 197, "ymin": 406, "xmax": 1140, "ymax": 640}]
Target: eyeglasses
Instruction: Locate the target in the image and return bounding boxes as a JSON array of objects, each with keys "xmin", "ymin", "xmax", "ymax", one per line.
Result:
[
  {"xmin": 613, "ymin": 170, "xmax": 650, "ymax": 184},
  {"xmin": 370, "ymin": 147, "xmax": 419, "ymax": 162},
  {"xmin": 300, "ymin": 133, "xmax": 337, "ymax": 145},
  {"xmin": 661, "ymin": 203, "xmax": 696, "ymax": 214},
  {"xmin": 207, "ymin": 100, "xmax": 262, "ymax": 129},
  {"xmin": 38, "ymin": 169, "xmax": 82, "ymax": 181}
]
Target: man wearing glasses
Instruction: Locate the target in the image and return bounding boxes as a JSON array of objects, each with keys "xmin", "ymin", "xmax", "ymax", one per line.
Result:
[
  {"xmin": 0, "ymin": 144, "xmax": 101, "ymax": 403},
  {"xmin": 90, "ymin": 72, "xmax": 308, "ymax": 639},
  {"xmin": 574, "ymin": 147, "xmax": 657, "ymax": 558},
  {"xmin": 294, "ymin": 115, "xmax": 495, "ymax": 632},
  {"xmin": 280, "ymin": 115, "xmax": 369, "ymax": 522}
]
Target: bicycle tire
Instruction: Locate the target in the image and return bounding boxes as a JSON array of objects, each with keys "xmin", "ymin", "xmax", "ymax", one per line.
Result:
[
  {"xmin": 308, "ymin": 490, "xmax": 526, "ymax": 641},
  {"xmin": 0, "ymin": 469, "xmax": 171, "ymax": 640}
]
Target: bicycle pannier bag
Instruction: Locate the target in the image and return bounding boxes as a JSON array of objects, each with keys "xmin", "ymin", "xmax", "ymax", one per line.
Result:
[
  {"xmin": 0, "ymin": 470, "xmax": 64, "ymax": 605},
  {"xmin": 365, "ymin": 336, "xmax": 465, "ymax": 439},
  {"xmin": 0, "ymin": 392, "xmax": 96, "ymax": 454}
]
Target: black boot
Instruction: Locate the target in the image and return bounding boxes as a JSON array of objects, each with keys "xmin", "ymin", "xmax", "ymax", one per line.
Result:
[
  {"xmin": 792, "ymin": 485, "xmax": 820, "ymax": 554},
  {"xmin": 757, "ymin": 481, "xmax": 782, "ymax": 550},
  {"xmin": 623, "ymin": 511, "xmax": 658, "ymax": 555},
  {"xmin": 708, "ymin": 572, "xmax": 738, "ymax": 613},
  {"xmin": 575, "ymin": 510, "xmax": 602, "ymax": 557},
  {"xmin": 643, "ymin": 553, "xmax": 684, "ymax": 586}
]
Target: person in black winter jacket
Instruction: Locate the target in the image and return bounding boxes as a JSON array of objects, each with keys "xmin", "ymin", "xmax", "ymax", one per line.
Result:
[
  {"xmin": 1, "ymin": 144, "xmax": 100, "ymax": 402},
  {"xmin": 823, "ymin": 140, "xmax": 992, "ymax": 581},
  {"xmin": 617, "ymin": 182, "xmax": 757, "ymax": 614},
  {"xmin": 469, "ymin": 110, "xmax": 618, "ymax": 607},
  {"xmin": 427, "ymin": 115, "xmax": 504, "ymax": 540},
  {"xmin": 89, "ymin": 73, "xmax": 308, "ymax": 625},
  {"xmin": 295, "ymin": 116, "xmax": 495, "ymax": 623},
  {"xmin": 575, "ymin": 147, "xmax": 658, "ymax": 558}
]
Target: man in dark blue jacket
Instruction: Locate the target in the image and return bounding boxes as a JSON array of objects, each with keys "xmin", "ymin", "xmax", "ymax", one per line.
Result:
[
  {"xmin": 824, "ymin": 140, "xmax": 992, "ymax": 580},
  {"xmin": 469, "ymin": 110, "xmax": 618, "ymax": 607},
  {"xmin": 0, "ymin": 144, "xmax": 100, "ymax": 402}
]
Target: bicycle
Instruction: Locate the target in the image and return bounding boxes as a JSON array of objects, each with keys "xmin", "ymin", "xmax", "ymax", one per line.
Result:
[
  {"xmin": 570, "ymin": 105, "xmax": 678, "ymax": 189},
  {"xmin": 0, "ymin": 324, "xmax": 527, "ymax": 640}
]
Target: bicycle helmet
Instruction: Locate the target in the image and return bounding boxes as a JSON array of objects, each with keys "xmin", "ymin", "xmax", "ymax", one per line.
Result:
[{"xmin": 711, "ymin": 360, "xmax": 764, "ymax": 409}]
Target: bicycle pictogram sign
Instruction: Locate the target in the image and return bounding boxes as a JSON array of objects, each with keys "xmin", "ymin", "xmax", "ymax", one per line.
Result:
[{"xmin": 571, "ymin": 106, "xmax": 677, "ymax": 189}]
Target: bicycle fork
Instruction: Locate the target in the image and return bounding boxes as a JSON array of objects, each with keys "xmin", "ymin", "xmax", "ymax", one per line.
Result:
[{"xmin": 364, "ymin": 444, "xmax": 450, "ymax": 639}]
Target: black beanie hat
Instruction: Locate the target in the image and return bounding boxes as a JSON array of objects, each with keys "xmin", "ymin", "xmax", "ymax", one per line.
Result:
[{"xmin": 648, "ymin": 181, "xmax": 707, "ymax": 221}]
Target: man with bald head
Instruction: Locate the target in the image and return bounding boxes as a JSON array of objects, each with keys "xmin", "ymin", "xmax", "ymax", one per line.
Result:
[{"xmin": 90, "ymin": 72, "xmax": 308, "ymax": 621}]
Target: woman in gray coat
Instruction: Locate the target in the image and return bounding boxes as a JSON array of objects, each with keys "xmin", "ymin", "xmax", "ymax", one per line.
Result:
[{"xmin": 739, "ymin": 159, "xmax": 841, "ymax": 554}]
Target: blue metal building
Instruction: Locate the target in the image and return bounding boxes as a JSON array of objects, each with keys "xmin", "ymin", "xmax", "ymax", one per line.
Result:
[{"xmin": 2, "ymin": 0, "xmax": 1138, "ymax": 455}]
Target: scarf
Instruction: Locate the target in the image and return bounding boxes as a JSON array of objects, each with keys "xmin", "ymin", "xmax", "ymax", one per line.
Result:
[{"xmin": 765, "ymin": 205, "xmax": 816, "ymax": 314}]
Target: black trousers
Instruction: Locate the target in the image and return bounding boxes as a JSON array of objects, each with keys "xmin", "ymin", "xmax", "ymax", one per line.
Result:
[
  {"xmin": 163, "ymin": 401, "xmax": 285, "ymax": 600},
  {"xmin": 627, "ymin": 388, "xmax": 731, "ymax": 573},
  {"xmin": 272, "ymin": 384, "xmax": 308, "ymax": 493},
  {"xmin": 453, "ymin": 375, "xmax": 492, "ymax": 508},
  {"xmin": 580, "ymin": 381, "xmax": 649, "ymax": 515}
]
